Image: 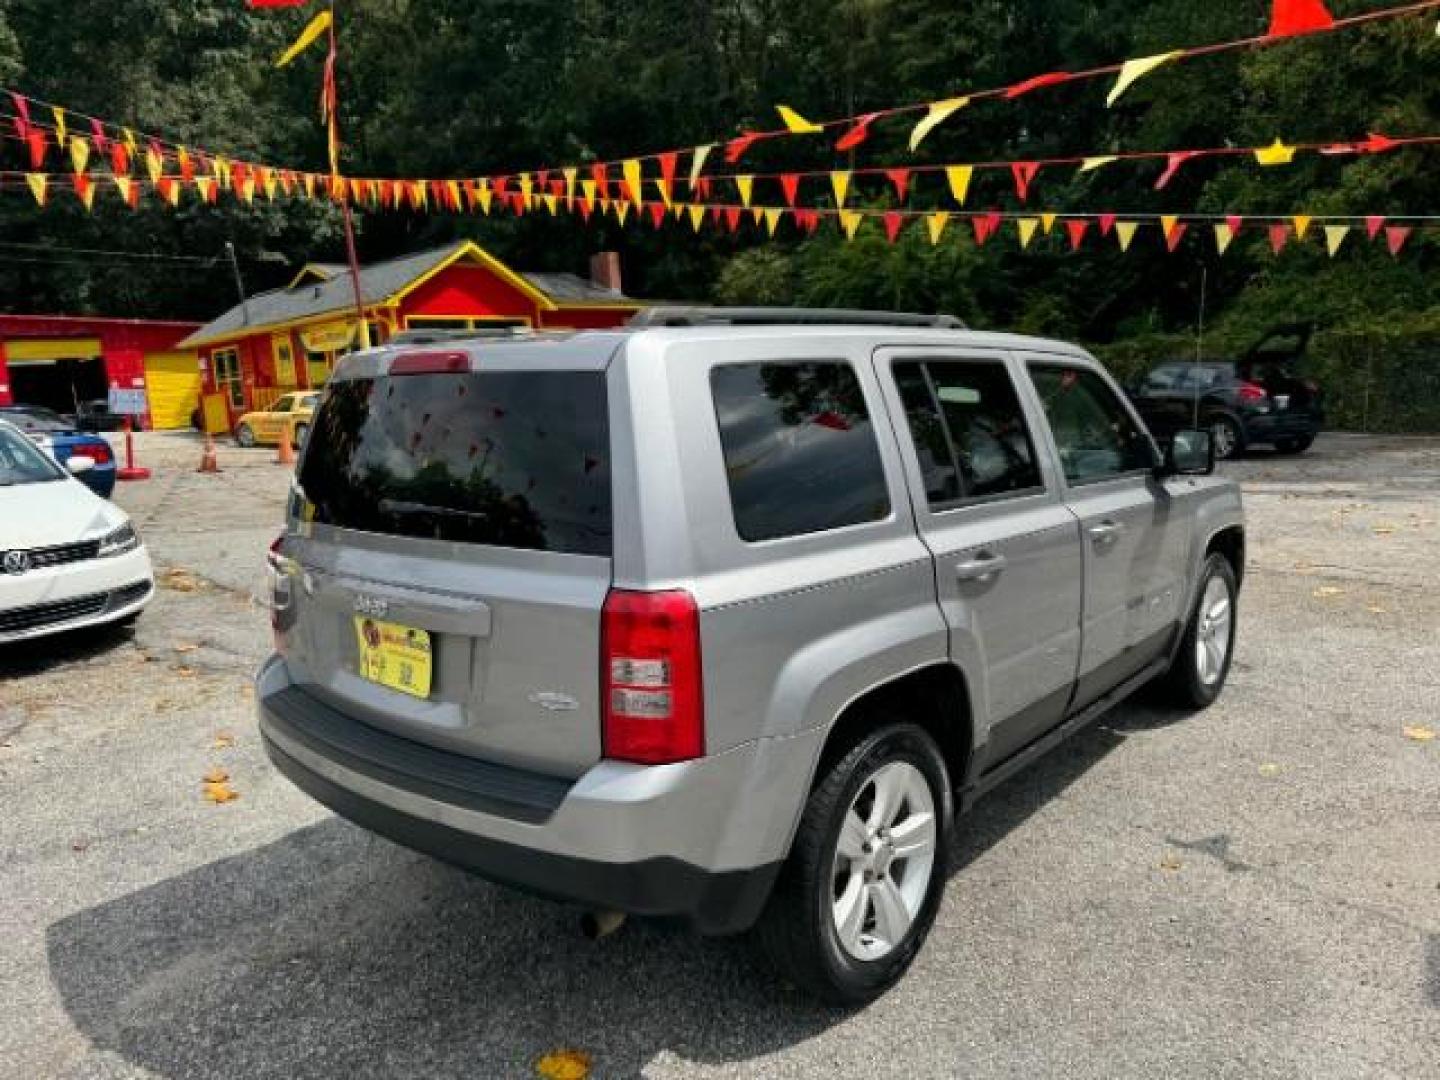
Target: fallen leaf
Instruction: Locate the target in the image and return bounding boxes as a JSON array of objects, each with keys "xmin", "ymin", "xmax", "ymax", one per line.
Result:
[
  {"xmin": 177, "ymin": 666, "xmax": 197, "ymax": 678},
  {"xmin": 1403, "ymin": 725, "xmax": 1436, "ymax": 743},
  {"xmin": 535, "ymin": 1049, "xmax": 591, "ymax": 1080},
  {"xmin": 1312, "ymin": 586, "xmax": 1345, "ymax": 599},
  {"xmin": 1258, "ymin": 762, "xmax": 1280, "ymax": 777},
  {"xmin": 71, "ymin": 838, "xmax": 90, "ymax": 852},
  {"xmin": 213, "ymin": 731, "xmax": 235, "ymax": 749},
  {"xmin": 239, "ymin": 686, "xmax": 255, "ymax": 700},
  {"xmin": 174, "ymin": 642, "xmax": 200, "ymax": 654},
  {"xmin": 202, "ymin": 781, "xmax": 240, "ymax": 804},
  {"xmin": 203, "ymin": 767, "xmax": 230, "ymax": 784},
  {"xmin": 1372, "ymin": 525, "xmax": 1396, "ymax": 536},
  {"xmin": 1159, "ymin": 854, "xmax": 1183, "ymax": 872},
  {"xmin": 162, "ymin": 568, "xmax": 200, "ymax": 593}
]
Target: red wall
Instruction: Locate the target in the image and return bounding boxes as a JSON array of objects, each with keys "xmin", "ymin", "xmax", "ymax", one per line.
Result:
[{"xmin": 398, "ymin": 264, "xmax": 544, "ymax": 324}]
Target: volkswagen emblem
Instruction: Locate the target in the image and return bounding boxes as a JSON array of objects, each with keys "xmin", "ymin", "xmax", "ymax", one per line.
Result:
[{"xmin": 2, "ymin": 550, "xmax": 30, "ymax": 575}]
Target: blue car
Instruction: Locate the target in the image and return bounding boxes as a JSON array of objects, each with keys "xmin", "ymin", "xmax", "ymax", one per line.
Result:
[{"xmin": 0, "ymin": 406, "xmax": 119, "ymax": 497}]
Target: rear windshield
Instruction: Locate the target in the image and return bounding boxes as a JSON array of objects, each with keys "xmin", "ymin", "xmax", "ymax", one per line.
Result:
[{"xmin": 300, "ymin": 371, "xmax": 612, "ymax": 556}]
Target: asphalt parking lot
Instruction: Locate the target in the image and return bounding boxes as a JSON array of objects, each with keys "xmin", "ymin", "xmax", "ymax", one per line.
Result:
[{"xmin": 3, "ymin": 431, "xmax": 1438, "ymax": 1079}]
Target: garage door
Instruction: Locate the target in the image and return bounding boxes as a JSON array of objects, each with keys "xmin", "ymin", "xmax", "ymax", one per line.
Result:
[{"xmin": 144, "ymin": 352, "xmax": 202, "ymax": 430}]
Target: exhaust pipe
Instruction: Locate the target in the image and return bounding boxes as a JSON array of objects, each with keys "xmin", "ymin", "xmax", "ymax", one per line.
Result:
[{"xmin": 580, "ymin": 910, "xmax": 627, "ymax": 941}]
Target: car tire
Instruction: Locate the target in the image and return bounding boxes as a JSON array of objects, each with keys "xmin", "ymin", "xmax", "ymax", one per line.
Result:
[
  {"xmin": 235, "ymin": 423, "xmax": 256, "ymax": 449},
  {"xmin": 756, "ymin": 722, "xmax": 951, "ymax": 1006},
  {"xmin": 1206, "ymin": 414, "xmax": 1245, "ymax": 461},
  {"xmin": 1158, "ymin": 553, "xmax": 1239, "ymax": 709},
  {"xmin": 1273, "ymin": 434, "xmax": 1314, "ymax": 455}
]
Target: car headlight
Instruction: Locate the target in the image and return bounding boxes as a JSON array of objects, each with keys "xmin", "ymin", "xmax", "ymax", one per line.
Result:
[{"xmin": 97, "ymin": 523, "xmax": 140, "ymax": 557}]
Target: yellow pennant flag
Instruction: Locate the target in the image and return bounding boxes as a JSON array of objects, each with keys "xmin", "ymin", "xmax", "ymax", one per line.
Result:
[
  {"xmin": 69, "ymin": 135, "xmax": 90, "ymax": 175},
  {"xmin": 113, "ymin": 175, "xmax": 134, "ymax": 204},
  {"xmin": 621, "ymin": 160, "xmax": 641, "ymax": 204},
  {"xmin": 1041, "ymin": 212, "xmax": 1058, "ymax": 234},
  {"xmin": 1017, "ymin": 218, "xmax": 1039, "ymax": 249},
  {"xmin": 909, "ymin": 97, "xmax": 970, "ymax": 151},
  {"xmin": 581, "ymin": 178, "xmax": 597, "ymax": 205},
  {"xmin": 477, "ymin": 180, "xmax": 493, "ymax": 214},
  {"xmin": 776, "ymin": 105, "xmax": 824, "ymax": 134},
  {"xmin": 1213, "ymin": 223, "xmax": 1235, "ymax": 255},
  {"xmin": 688, "ymin": 144, "xmax": 712, "ymax": 191},
  {"xmin": 1324, "ymin": 224, "xmax": 1350, "ymax": 256},
  {"xmin": 671, "ymin": 201, "xmax": 685, "ymax": 220},
  {"xmin": 1115, "ymin": 221, "xmax": 1139, "ymax": 252},
  {"xmin": 1292, "ymin": 215, "xmax": 1312, "ymax": 240},
  {"xmin": 123, "ymin": 128, "xmax": 138, "ymax": 155},
  {"xmin": 76, "ymin": 177, "xmax": 96, "ymax": 211},
  {"xmin": 750, "ymin": 206, "xmax": 764, "ymax": 226},
  {"xmin": 265, "ymin": 170, "xmax": 280, "ymax": 201},
  {"xmin": 831, "ymin": 170, "xmax": 851, "ymax": 208},
  {"xmin": 764, "ymin": 207, "xmax": 782, "ymax": 236},
  {"xmin": 562, "ymin": 166, "xmax": 577, "ymax": 202},
  {"xmin": 163, "ymin": 178, "xmax": 181, "ymax": 207},
  {"xmin": 51, "ymin": 107, "xmax": 66, "ymax": 148},
  {"xmin": 1254, "ymin": 139, "xmax": 1297, "ymax": 166},
  {"xmin": 615, "ymin": 200, "xmax": 630, "ymax": 226},
  {"xmin": 1160, "ymin": 215, "xmax": 1180, "ymax": 239},
  {"xmin": 277, "ymin": 11, "xmax": 332, "ymax": 68},
  {"xmin": 1079, "ymin": 155, "xmax": 1117, "ymax": 173},
  {"xmin": 839, "ymin": 209, "xmax": 863, "ymax": 239},
  {"xmin": 945, "ymin": 165, "xmax": 973, "ymax": 206},
  {"xmin": 734, "ymin": 175, "xmax": 754, "ymax": 207},
  {"xmin": 926, "ymin": 211, "xmax": 950, "ymax": 245},
  {"xmin": 213, "ymin": 155, "xmax": 230, "ymax": 185},
  {"xmin": 1106, "ymin": 51, "xmax": 1184, "ymax": 107},
  {"xmin": 195, "ymin": 176, "xmax": 216, "ymax": 202},
  {"xmin": 241, "ymin": 174, "xmax": 256, "ymax": 204},
  {"xmin": 26, "ymin": 173, "xmax": 47, "ymax": 206},
  {"xmin": 653, "ymin": 177, "xmax": 673, "ymax": 209},
  {"xmin": 688, "ymin": 203, "xmax": 705, "ymax": 232},
  {"xmin": 543, "ymin": 193, "xmax": 558, "ymax": 216},
  {"xmin": 519, "ymin": 173, "xmax": 534, "ymax": 209},
  {"xmin": 146, "ymin": 148, "xmax": 163, "ymax": 187}
]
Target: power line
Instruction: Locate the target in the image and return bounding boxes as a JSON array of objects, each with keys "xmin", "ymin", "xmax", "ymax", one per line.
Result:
[{"xmin": 0, "ymin": 240, "xmax": 220, "ymax": 264}]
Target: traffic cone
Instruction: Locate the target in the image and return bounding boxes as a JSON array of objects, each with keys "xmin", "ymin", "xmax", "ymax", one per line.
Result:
[
  {"xmin": 276, "ymin": 426, "xmax": 297, "ymax": 467},
  {"xmin": 197, "ymin": 432, "xmax": 221, "ymax": 474}
]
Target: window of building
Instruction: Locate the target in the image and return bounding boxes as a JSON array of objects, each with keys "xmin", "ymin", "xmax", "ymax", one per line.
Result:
[
  {"xmin": 212, "ymin": 348, "xmax": 243, "ymax": 409},
  {"xmin": 893, "ymin": 360, "xmax": 1042, "ymax": 508},
  {"xmin": 404, "ymin": 315, "xmax": 531, "ymax": 331},
  {"xmin": 1029, "ymin": 364, "xmax": 1155, "ymax": 485},
  {"xmin": 710, "ymin": 361, "xmax": 890, "ymax": 543}
]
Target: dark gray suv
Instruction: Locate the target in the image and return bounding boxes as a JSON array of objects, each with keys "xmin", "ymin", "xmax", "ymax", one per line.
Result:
[{"xmin": 259, "ymin": 309, "xmax": 1244, "ymax": 1003}]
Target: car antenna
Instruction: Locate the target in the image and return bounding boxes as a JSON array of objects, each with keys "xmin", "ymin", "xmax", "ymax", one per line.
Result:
[{"xmin": 1192, "ymin": 264, "xmax": 1208, "ymax": 431}]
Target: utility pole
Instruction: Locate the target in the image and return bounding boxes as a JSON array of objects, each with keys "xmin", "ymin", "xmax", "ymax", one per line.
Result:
[
  {"xmin": 328, "ymin": 0, "xmax": 371, "ymax": 350},
  {"xmin": 224, "ymin": 241, "xmax": 251, "ymax": 327}
]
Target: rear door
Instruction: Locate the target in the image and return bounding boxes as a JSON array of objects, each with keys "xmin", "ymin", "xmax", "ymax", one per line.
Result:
[
  {"xmin": 285, "ymin": 353, "xmax": 614, "ymax": 778},
  {"xmin": 876, "ymin": 349, "xmax": 1083, "ymax": 766},
  {"xmin": 1021, "ymin": 358, "xmax": 1188, "ymax": 710}
]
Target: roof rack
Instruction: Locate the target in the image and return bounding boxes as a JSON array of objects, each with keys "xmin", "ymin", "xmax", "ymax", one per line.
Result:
[
  {"xmin": 627, "ymin": 306, "xmax": 966, "ymax": 330},
  {"xmin": 389, "ymin": 327, "xmax": 532, "ymax": 346}
]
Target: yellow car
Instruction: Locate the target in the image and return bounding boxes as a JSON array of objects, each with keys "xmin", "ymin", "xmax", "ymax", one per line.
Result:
[{"xmin": 234, "ymin": 392, "xmax": 321, "ymax": 449}]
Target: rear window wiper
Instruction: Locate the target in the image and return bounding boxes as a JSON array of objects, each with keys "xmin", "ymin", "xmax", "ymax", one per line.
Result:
[{"xmin": 378, "ymin": 498, "xmax": 491, "ymax": 522}]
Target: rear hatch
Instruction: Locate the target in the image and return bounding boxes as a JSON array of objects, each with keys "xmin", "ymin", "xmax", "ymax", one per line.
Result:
[{"xmin": 285, "ymin": 350, "xmax": 614, "ymax": 779}]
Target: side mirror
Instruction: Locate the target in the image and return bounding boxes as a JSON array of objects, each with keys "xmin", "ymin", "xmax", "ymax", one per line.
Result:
[
  {"xmin": 1164, "ymin": 429, "xmax": 1215, "ymax": 476},
  {"xmin": 66, "ymin": 455, "xmax": 96, "ymax": 475}
]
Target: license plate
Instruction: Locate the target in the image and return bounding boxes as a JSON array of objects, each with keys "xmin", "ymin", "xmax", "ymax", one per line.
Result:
[
  {"xmin": 1274, "ymin": 394, "xmax": 1290, "ymax": 410},
  {"xmin": 354, "ymin": 617, "xmax": 432, "ymax": 699}
]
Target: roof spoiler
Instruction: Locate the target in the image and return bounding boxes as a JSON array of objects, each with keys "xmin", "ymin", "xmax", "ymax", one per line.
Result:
[
  {"xmin": 627, "ymin": 306, "xmax": 966, "ymax": 330},
  {"xmin": 389, "ymin": 327, "xmax": 532, "ymax": 346}
]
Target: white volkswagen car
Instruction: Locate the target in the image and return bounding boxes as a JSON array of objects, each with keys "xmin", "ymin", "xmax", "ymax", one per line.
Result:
[{"xmin": 0, "ymin": 419, "xmax": 154, "ymax": 643}]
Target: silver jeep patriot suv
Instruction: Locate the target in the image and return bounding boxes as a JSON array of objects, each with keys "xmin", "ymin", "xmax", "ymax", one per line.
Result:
[{"xmin": 259, "ymin": 308, "xmax": 1243, "ymax": 1003}]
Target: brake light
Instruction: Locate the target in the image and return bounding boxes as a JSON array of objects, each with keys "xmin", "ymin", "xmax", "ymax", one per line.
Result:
[
  {"xmin": 266, "ymin": 535, "xmax": 294, "ymax": 654},
  {"xmin": 86, "ymin": 442, "xmax": 113, "ymax": 465},
  {"xmin": 601, "ymin": 589, "xmax": 704, "ymax": 765},
  {"xmin": 1237, "ymin": 381, "xmax": 1267, "ymax": 403},
  {"xmin": 390, "ymin": 351, "xmax": 469, "ymax": 375}
]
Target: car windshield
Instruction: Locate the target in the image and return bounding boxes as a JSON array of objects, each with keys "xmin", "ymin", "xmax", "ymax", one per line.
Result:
[
  {"xmin": 0, "ymin": 408, "xmax": 69, "ymax": 432},
  {"xmin": 0, "ymin": 423, "xmax": 65, "ymax": 486}
]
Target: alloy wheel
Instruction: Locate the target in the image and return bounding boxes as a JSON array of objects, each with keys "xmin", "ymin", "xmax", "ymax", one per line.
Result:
[{"xmin": 1195, "ymin": 575, "xmax": 1234, "ymax": 686}]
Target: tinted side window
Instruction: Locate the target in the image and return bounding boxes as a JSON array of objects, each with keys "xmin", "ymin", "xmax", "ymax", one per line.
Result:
[
  {"xmin": 711, "ymin": 362, "xmax": 890, "ymax": 542},
  {"xmin": 893, "ymin": 360, "xmax": 1042, "ymax": 507},
  {"xmin": 1029, "ymin": 365, "xmax": 1154, "ymax": 484}
]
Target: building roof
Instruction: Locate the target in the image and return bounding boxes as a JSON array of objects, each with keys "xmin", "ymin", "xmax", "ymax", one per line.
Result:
[{"xmin": 179, "ymin": 241, "xmax": 634, "ymax": 349}]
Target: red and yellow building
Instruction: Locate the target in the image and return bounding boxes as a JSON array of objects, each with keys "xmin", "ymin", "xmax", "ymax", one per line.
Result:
[{"xmin": 180, "ymin": 241, "xmax": 640, "ymax": 432}]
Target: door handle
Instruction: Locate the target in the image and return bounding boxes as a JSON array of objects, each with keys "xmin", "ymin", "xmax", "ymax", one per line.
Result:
[
  {"xmin": 1088, "ymin": 520, "xmax": 1126, "ymax": 545},
  {"xmin": 955, "ymin": 552, "xmax": 1008, "ymax": 582}
]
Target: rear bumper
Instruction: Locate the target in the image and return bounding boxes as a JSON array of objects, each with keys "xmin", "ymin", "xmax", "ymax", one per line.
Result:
[
  {"xmin": 256, "ymin": 658, "xmax": 817, "ymax": 934},
  {"xmin": 1243, "ymin": 410, "xmax": 1322, "ymax": 442}
]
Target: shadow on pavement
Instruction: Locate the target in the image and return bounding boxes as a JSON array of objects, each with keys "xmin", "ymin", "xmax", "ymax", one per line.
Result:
[
  {"xmin": 46, "ymin": 710, "xmax": 1135, "ymax": 1078},
  {"xmin": 0, "ymin": 620, "xmax": 137, "ymax": 680}
]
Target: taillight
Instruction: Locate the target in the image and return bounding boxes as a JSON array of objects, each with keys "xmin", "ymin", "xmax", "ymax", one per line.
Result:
[
  {"xmin": 601, "ymin": 589, "xmax": 704, "ymax": 765},
  {"xmin": 390, "ymin": 351, "xmax": 469, "ymax": 375},
  {"xmin": 266, "ymin": 535, "xmax": 295, "ymax": 653},
  {"xmin": 87, "ymin": 443, "xmax": 113, "ymax": 465},
  {"xmin": 1237, "ymin": 381, "xmax": 1267, "ymax": 404}
]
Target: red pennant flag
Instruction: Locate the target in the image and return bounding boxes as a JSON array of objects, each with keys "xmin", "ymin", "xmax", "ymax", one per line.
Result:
[
  {"xmin": 694, "ymin": 176, "xmax": 713, "ymax": 200},
  {"xmin": 89, "ymin": 118, "xmax": 108, "ymax": 156},
  {"xmin": 885, "ymin": 168, "xmax": 912, "ymax": 203},
  {"xmin": 1268, "ymin": 222, "xmax": 1290, "ymax": 254},
  {"xmin": 1164, "ymin": 222, "xmax": 1188, "ymax": 252},
  {"xmin": 972, "ymin": 212, "xmax": 1001, "ymax": 246},
  {"xmin": 883, "ymin": 211, "xmax": 905, "ymax": 243},
  {"xmin": 709, "ymin": 206, "xmax": 724, "ymax": 228},
  {"xmin": 510, "ymin": 192, "xmax": 526, "ymax": 215},
  {"xmin": 1099, "ymin": 213, "xmax": 1116, "ymax": 237},
  {"xmin": 1225, "ymin": 214, "xmax": 1245, "ymax": 236},
  {"xmin": 1385, "ymin": 225, "xmax": 1412, "ymax": 256},
  {"xmin": 1155, "ymin": 150, "xmax": 1201, "ymax": 191},
  {"xmin": 803, "ymin": 210, "xmax": 822, "ymax": 234},
  {"xmin": 724, "ymin": 132, "xmax": 763, "ymax": 164},
  {"xmin": 109, "ymin": 142, "xmax": 130, "ymax": 175},
  {"xmin": 724, "ymin": 206, "xmax": 743, "ymax": 233},
  {"xmin": 492, "ymin": 175, "xmax": 510, "ymax": 198},
  {"xmin": 123, "ymin": 178, "xmax": 141, "ymax": 208},
  {"xmin": 1065, "ymin": 219, "xmax": 1090, "ymax": 250},
  {"xmin": 780, "ymin": 173, "xmax": 801, "ymax": 207},
  {"xmin": 1004, "ymin": 71, "xmax": 1073, "ymax": 99},
  {"xmin": 1365, "ymin": 215, "xmax": 1385, "ymax": 240},
  {"xmin": 9, "ymin": 91, "xmax": 30, "ymax": 141},
  {"xmin": 26, "ymin": 127, "xmax": 47, "ymax": 169},
  {"xmin": 578, "ymin": 200, "xmax": 592, "ymax": 223},
  {"xmin": 71, "ymin": 172, "xmax": 92, "ymax": 203},
  {"xmin": 1267, "ymin": 0, "xmax": 1334, "ymax": 39},
  {"xmin": 657, "ymin": 151, "xmax": 679, "ymax": 194},
  {"xmin": 835, "ymin": 112, "xmax": 880, "ymax": 152},
  {"xmin": 1011, "ymin": 162, "xmax": 1041, "ymax": 202},
  {"xmin": 586, "ymin": 166, "xmax": 604, "ymax": 201},
  {"xmin": 647, "ymin": 202, "xmax": 666, "ymax": 228},
  {"xmin": 548, "ymin": 178, "xmax": 565, "ymax": 198}
]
